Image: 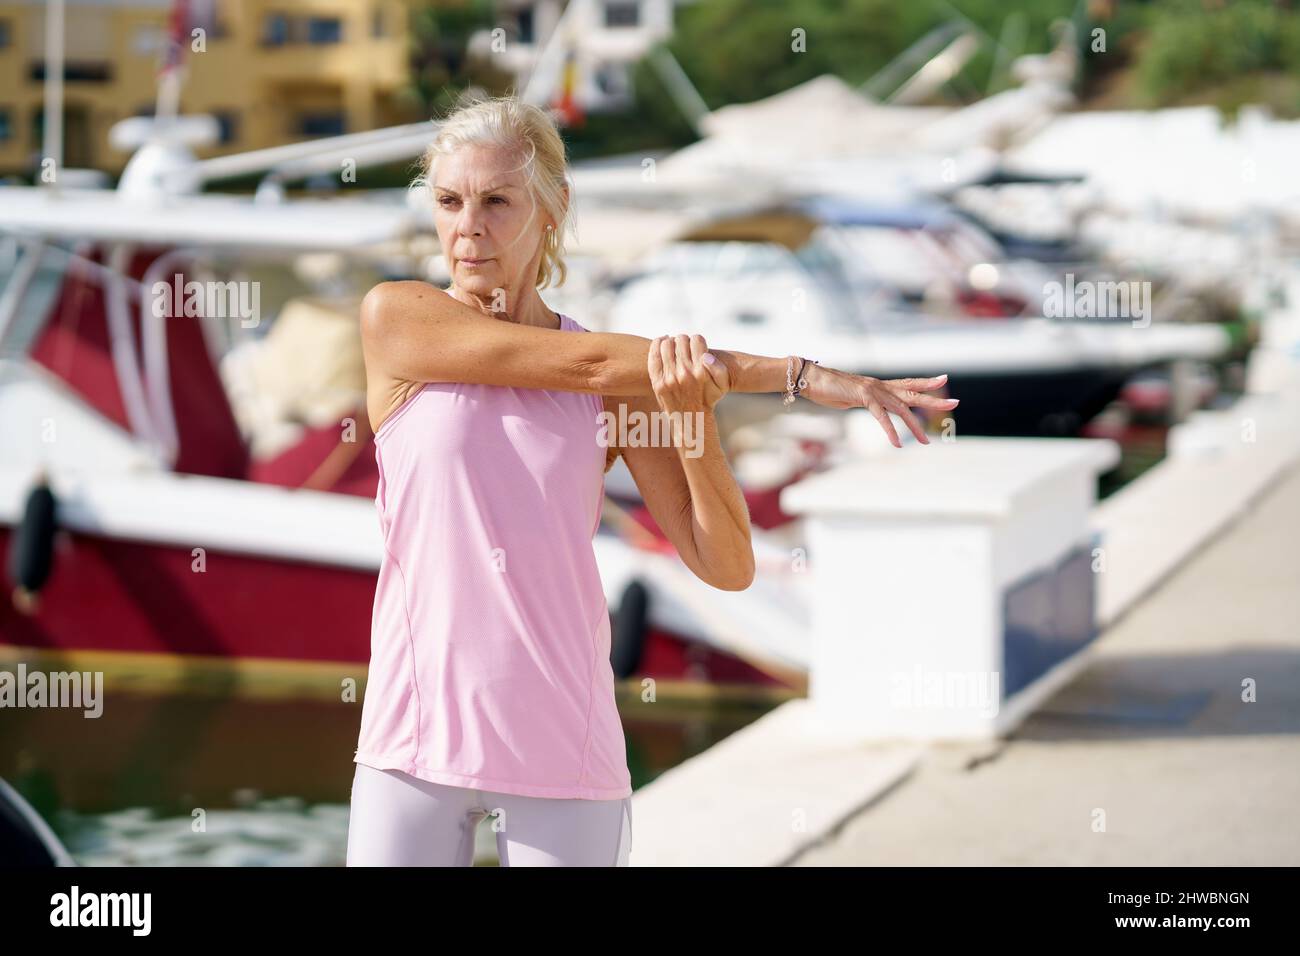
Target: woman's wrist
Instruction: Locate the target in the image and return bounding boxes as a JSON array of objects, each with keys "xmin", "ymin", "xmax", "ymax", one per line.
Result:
[
  {"xmin": 655, "ymin": 394, "xmax": 720, "ymax": 415},
  {"xmin": 711, "ymin": 349, "xmax": 791, "ymax": 394}
]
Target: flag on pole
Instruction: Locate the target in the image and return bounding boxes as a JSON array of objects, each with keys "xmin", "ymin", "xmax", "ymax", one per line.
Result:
[
  {"xmin": 552, "ymin": 47, "xmax": 585, "ymax": 128},
  {"xmin": 158, "ymin": 0, "xmax": 190, "ymax": 78}
]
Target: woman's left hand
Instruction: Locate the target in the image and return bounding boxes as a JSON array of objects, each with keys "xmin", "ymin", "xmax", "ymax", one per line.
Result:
[
  {"xmin": 648, "ymin": 334, "xmax": 731, "ymax": 413},
  {"xmin": 800, "ymin": 364, "xmax": 958, "ymax": 447}
]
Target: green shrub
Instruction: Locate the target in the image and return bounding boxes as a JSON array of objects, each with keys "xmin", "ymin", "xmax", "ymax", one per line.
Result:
[{"xmin": 1136, "ymin": 0, "xmax": 1300, "ymax": 105}]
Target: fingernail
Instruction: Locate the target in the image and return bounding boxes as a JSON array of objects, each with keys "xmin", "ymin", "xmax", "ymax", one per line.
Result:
[{"xmin": 703, "ymin": 353, "xmax": 716, "ymax": 365}]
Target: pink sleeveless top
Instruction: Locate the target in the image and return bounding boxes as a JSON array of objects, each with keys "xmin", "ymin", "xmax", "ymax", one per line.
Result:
[{"xmin": 353, "ymin": 313, "xmax": 632, "ymax": 800}]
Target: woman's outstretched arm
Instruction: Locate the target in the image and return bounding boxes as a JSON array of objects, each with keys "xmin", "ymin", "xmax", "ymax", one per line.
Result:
[
  {"xmin": 361, "ymin": 280, "xmax": 959, "ymax": 445},
  {"xmin": 360, "ymin": 280, "xmax": 791, "ymax": 395}
]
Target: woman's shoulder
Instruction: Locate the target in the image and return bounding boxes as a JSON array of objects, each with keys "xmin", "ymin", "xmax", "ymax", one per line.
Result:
[
  {"xmin": 365, "ymin": 277, "xmax": 441, "ymax": 302},
  {"xmin": 360, "ymin": 279, "xmax": 444, "ymax": 328}
]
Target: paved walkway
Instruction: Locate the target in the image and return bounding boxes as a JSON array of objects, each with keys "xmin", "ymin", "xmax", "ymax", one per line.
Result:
[{"xmin": 793, "ymin": 460, "xmax": 1300, "ymax": 866}]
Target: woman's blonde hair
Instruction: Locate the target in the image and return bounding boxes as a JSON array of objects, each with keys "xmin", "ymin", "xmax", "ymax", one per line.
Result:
[{"xmin": 412, "ymin": 93, "xmax": 572, "ymax": 290}]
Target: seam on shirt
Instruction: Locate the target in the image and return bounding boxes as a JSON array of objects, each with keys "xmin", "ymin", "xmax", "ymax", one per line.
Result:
[
  {"xmin": 575, "ymin": 595, "xmax": 602, "ymax": 791},
  {"xmin": 374, "ymin": 440, "xmax": 389, "ymax": 535},
  {"xmin": 382, "ymin": 538, "xmax": 423, "ymax": 768}
]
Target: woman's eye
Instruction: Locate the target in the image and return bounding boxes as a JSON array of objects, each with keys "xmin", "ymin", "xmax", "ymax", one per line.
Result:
[{"xmin": 488, "ymin": 196, "xmax": 506, "ymax": 205}]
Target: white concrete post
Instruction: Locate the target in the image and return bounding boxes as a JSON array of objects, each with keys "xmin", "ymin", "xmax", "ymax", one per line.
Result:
[{"xmin": 780, "ymin": 437, "xmax": 1120, "ymax": 742}]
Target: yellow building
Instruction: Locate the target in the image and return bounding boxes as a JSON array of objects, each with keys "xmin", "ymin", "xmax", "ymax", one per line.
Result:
[{"xmin": 0, "ymin": 0, "xmax": 455, "ymax": 176}]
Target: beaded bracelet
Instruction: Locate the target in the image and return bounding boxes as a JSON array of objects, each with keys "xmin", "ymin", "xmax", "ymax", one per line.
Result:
[{"xmin": 783, "ymin": 356, "xmax": 819, "ymax": 406}]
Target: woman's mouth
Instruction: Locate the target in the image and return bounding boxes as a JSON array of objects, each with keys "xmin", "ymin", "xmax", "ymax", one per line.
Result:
[{"xmin": 460, "ymin": 258, "xmax": 492, "ymax": 267}]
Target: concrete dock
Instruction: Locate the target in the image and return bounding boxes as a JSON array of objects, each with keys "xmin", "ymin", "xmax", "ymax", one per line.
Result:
[{"xmin": 794, "ymin": 459, "xmax": 1300, "ymax": 866}]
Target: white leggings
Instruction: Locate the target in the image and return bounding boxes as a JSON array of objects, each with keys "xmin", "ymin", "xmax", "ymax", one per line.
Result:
[{"xmin": 346, "ymin": 762, "xmax": 633, "ymax": 867}]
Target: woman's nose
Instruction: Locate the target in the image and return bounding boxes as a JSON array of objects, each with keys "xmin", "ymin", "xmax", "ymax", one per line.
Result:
[{"xmin": 458, "ymin": 207, "xmax": 484, "ymax": 237}]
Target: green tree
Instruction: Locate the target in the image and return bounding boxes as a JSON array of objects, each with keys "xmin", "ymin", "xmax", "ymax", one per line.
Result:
[{"xmin": 405, "ymin": 0, "xmax": 512, "ymax": 118}]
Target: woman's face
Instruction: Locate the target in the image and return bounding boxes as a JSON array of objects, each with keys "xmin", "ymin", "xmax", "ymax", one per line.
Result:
[{"xmin": 432, "ymin": 144, "xmax": 550, "ymax": 306}]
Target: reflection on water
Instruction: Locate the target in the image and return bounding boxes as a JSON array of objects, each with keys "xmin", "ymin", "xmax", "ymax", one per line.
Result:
[{"xmin": 0, "ymin": 666, "xmax": 782, "ymax": 866}]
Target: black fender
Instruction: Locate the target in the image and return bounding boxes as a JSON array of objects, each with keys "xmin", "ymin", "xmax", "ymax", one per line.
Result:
[
  {"xmin": 609, "ymin": 578, "xmax": 650, "ymax": 680},
  {"xmin": 7, "ymin": 478, "xmax": 57, "ymax": 607}
]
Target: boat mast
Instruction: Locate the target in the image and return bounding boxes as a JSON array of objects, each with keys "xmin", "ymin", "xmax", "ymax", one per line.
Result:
[
  {"xmin": 156, "ymin": 0, "xmax": 190, "ymax": 122},
  {"xmin": 41, "ymin": 0, "xmax": 64, "ymax": 186}
]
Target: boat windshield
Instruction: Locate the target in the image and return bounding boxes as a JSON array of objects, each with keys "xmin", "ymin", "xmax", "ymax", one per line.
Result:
[{"xmin": 0, "ymin": 239, "xmax": 72, "ymax": 358}]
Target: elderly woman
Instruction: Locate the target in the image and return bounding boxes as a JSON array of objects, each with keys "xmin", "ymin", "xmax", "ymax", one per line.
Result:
[{"xmin": 345, "ymin": 95, "xmax": 957, "ymax": 867}]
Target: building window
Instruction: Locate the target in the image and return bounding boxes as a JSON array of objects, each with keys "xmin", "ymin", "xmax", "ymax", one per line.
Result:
[
  {"xmin": 299, "ymin": 112, "xmax": 345, "ymax": 138},
  {"xmin": 29, "ymin": 61, "xmax": 112, "ymax": 83},
  {"xmin": 261, "ymin": 13, "xmax": 342, "ymax": 46},
  {"xmin": 604, "ymin": 1, "xmax": 639, "ymax": 28},
  {"xmin": 372, "ymin": 6, "xmax": 385, "ymax": 38},
  {"xmin": 0, "ymin": 19, "xmax": 11, "ymax": 50},
  {"xmin": 515, "ymin": 9, "xmax": 534, "ymax": 44},
  {"xmin": 213, "ymin": 110, "xmax": 239, "ymax": 144},
  {"xmin": 262, "ymin": 13, "xmax": 289, "ymax": 46},
  {"xmin": 306, "ymin": 17, "xmax": 342, "ymax": 44},
  {"xmin": 0, "ymin": 109, "xmax": 12, "ymax": 143}
]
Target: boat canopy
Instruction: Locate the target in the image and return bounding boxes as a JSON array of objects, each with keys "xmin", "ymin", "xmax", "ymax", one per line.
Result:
[{"xmin": 0, "ymin": 186, "xmax": 419, "ymax": 252}]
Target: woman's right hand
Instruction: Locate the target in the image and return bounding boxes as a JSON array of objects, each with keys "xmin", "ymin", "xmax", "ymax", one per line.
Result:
[
  {"xmin": 799, "ymin": 364, "xmax": 958, "ymax": 447},
  {"xmin": 649, "ymin": 334, "xmax": 730, "ymax": 413}
]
